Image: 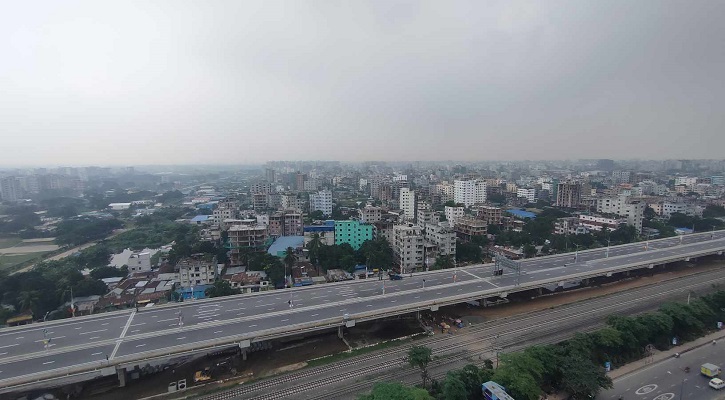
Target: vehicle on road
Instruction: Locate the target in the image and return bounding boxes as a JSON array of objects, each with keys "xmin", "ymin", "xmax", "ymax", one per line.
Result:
[
  {"xmin": 701, "ymin": 363, "xmax": 722, "ymax": 378},
  {"xmin": 709, "ymin": 378, "xmax": 725, "ymax": 390},
  {"xmin": 389, "ymin": 273, "xmax": 403, "ymax": 280}
]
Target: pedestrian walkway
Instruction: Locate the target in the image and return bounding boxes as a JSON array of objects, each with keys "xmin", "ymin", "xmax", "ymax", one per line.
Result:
[{"xmin": 608, "ymin": 329, "xmax": 725, "ymax": 380}]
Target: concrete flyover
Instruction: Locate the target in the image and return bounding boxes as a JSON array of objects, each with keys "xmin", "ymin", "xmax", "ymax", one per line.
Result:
[{"xmin": 1, "ymin": 231, "xmax": 725, "ymax": 393}]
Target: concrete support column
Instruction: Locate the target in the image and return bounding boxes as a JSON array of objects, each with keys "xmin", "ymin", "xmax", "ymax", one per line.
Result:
[
  {"xmin": 241, "ymin": 349, "xmax": 247, "ymax": 361},
  {"xmin": 338, "ymin": 325, "xmax": 344, "ymax": 339},
  {"xmin": 537, "ymin": 288, "xmax": 543, "ymax": 296},
  {"xmin": 117, "ymin": 367, "xmax": 127, "ymax": 387},
  {"xmin": 582, "ymin": 278, "xmax": 589, "ymax": 286}
]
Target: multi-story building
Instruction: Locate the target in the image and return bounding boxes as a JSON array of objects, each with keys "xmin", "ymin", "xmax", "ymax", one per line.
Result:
[
  {"xmin": 444, "ymin": 206, "xmax": 465, "ymax": 225},
  {"xmin": 252, "ymin": 193, "xmax": 268, "ymax": 212},
  {"xmin": 360, "ymin": 205, "xmax": 383, "ymax": 224},
  {"xmin": 228, "ymin": 224, "xmax": 268, "ymax": 265},
  {"xmin": 516, "ymin": 188, "xmax": 536, "ymax": 203},
  {"xmin": 675, "ymin": 176, "xmax": 698, "ymax": 187},
  {"xmin": 309, "ymin": 189, "xmax": 333, "ymax": 216},
  {"xmin": 400, "ymin": 188, "xmax": 416, "ymax": 221},
  {"xmin": 553, "ymin": 217, "xmax": 587, "ymax": 235},
  {"xmin": 176, "ymin": 256, "xmax": 218, "ymax": 288},
  {"xmin": 477, "ymin": 205, "xmax": 503, "ymax": 226},
  {"xmin": 281, "ymin": 193, "xmax": 304, "ymax": 212},
  {"xmin": 250, "ymin": 182, "xmax": 272, "ymax": 195},
  {"xmin": 425, "ymin": 221, "xmax": 457, "ymax": 260},
  {"xmin": 212, "ymin": 198, "xmax": 239, "ymax": 224},
  {"xmin": 303, "ymin": 221, "xmax": 336, "ymax": 246},
  {"xmin": 475, "ymin": 180, "xmax": 488, "ymax": 204},
  {"xmin": 416, "ymin": 202, "xmax": 435, "ymax": 228},
  {"xmin": 434, "ymin": 183, "xmax": 455, "ymax": 203},
  {"xmin": 556, "ymin": 181, "xmax": 582, "ymax": 208},
  {"xmin": 303, "ymin": 179, "xmax": 319, "ymax": 192},
  {"xmin": 612, "ymin": 171, "xmax": 631, "ymax": 184},
  {"xmin": 661, "ymin": 202, "xmax": 689, "ymax": 218},
  {"xmin": 335, "ymin": 220, "xmax": 374, "ymax": 250},
  {"xmin": 268, "ymin": 211, "xmax": 303, "ymax": 237},
  {"xmin": 596, "ymin": 195, "xmax": 646, "ymax": 232},
  {"xmin": 454, "ymin": 180, "xmax": 477, "ymax": 207},
  {"xmin": 393, "ymin": 224, "xmax": 424, "ymax": 273},
  {"xmin": 578, "ymin": 214, "xmax": 627, "ymax": 232},
  {"xmin": 0, "ymin": 177, "xmax": 21, "ymax": 202},
  {"xmin": 265, "ymin": 168, "xmax": 276, "ymax": 183},
  {"xmin": 296, "ymin": 173, "xmax": 307, "ymax": 191},
  {"xmin": 379, "ymin": 183, "xmax": 393, "ymax": 203},
  {"xmin": 127, "ymin": 251, "xmax": 152, "ymax": 273},
  {"xmin": 454, "ymin": 217, "xmax": 488, "ymax": 242}
]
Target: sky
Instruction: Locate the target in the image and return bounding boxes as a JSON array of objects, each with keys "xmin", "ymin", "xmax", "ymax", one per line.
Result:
[{"xmin": 1, "ymin": 1, "xmax": 724, "ymax": 167}]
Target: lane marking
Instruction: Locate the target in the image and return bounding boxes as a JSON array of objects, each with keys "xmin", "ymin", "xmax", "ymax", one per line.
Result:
[
  {"xmin": 92, "ymin": 352, "xmax": 103, "ymax": 356},
  {"xmin": 42, "ymin": 361, "xmax": 55, "ymax": 365},
  {"xmin": 89, "ymin": 336, "xmax": 100, "ymax": 340},
  {"xmin": 136, "ymin": 344, "xmax": 146, "ymax": 348},
  {"xmin": 80, "ymin": 329, "xmax": 107, "ymax": 335},
  {"xmin": 110, "ymin": 309, "xmax": 136, "ymax": 360},
  {"xmin": 177, "ymin": 337, "xmax": 186, "ymax": 340},
  {"xmin": 460, "ymin": 269, "xmax": 482, "ymax": 280}
]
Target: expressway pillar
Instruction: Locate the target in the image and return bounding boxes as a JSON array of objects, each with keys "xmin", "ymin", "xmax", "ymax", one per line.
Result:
[
  {"xmin": 241, "ymin": 349, "xmax": 247, "ymax": 361},
  {"xmin": 537, "ymin": 288, "xmax": 543, "ymax": 296},
  {"xmin": 117, "ymin": 367, "xmax": 127, "ymax": 387},
  {"xmin": 338, "ymin": 326, "xmax": 344, "ymax": 339}
]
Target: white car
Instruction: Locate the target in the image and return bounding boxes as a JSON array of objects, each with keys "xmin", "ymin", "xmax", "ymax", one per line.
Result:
[{"xmin": 710, "ymin": 378, "xmax": 725, "ymax": 390}]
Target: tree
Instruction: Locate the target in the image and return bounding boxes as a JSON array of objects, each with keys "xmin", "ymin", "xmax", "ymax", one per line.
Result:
[
  {"xmin": 471, "ymin": 235, "xmax": 490, "ymax": 247},
  {"xmin": 306, "ymin": 233, "xmax": 323, "ymax": 274},
  {"xmin": 432, "ymin": 255, "xmax": 455, "ymax": 270},
  {"xmin": 488, "ymin": 193, "xmax": 507, "ymax": 205},
  {"xmin": 559, "ymin": 356, "xmax": 612, "ymax": 399},
  {"xmin": 407, "ymin": 345, "xmax": 433, "ymax": 388},
  {"xmin": 16, "ymin": 290, "xmax": 40, "ymax": 313},
  {"xmin": 441, "ymin": 375, "xmax": 467, "ymax": 400},
  {"xmin": 358, "ymin": 382, "xmax": 433, "ymax": 400},
  {"xmin": 703, "ymin": 204, "xmax": 725, "ymax": 219},
  {"xmin": 205, "ymin": 280, "xmax": 241, "ymax": 298},
  {"xmin": 89, "ymin": 266, "xmax": 127, "ymax": 280},
  {"xmin": 283, "ymin": 247, "xmax": 298, "ymax": 284},
  {"xmin": 72, "ymin": 279, "xmax": 108, "ymax": 297},
  {"xmin": 523, "ymin": 244, "xmax": 537, "ymax": 258},
  {"xmin": 456, "ymin": 242, "xmax": 482, "ymax": 263}
]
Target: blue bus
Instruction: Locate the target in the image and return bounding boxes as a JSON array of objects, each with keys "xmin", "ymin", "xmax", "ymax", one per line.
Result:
[{"xmin": 482, "ymin": 381, "xmax": 515, "ymax": 400}]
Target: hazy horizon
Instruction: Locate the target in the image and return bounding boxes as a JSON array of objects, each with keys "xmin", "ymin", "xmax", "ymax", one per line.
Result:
[{"xmin": 2, "ymin": 1, "xmax": 724, "ymax": 167}]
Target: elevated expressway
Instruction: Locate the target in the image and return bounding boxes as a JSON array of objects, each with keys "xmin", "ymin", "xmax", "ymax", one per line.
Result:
[{"xmin": 1, "ymin": 231, "xmax": 725, "ymax": 393}]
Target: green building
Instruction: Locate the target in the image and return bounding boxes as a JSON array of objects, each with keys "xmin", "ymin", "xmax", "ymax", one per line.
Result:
[{"xmin": 335, "ymin": 220, "xmax": 374, "ymax": 250}]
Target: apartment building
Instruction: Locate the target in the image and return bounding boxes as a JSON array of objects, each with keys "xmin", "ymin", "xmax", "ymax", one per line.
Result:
[
  {"xmin": 516, "ymin": 188, "xmax": 536, "ymax": 203},
  {"xmin": 400, "ymin": 188, "xmax": 416, "ymax": 221},
  {"xmin": 176, "ymin": 256, "xmax": 218, "ymax": 288},
  {"xmin": 360, "ymin": 205, "xmax": 383, "ymax": 224},
  {"xmin": 454, "ymin": 217, "xmax": 488, "ymax": 242},
  {"xmin": 425, "ymin": 222, "xmax": 456, "ymax": 258},
  {"xmin": 309, "ymin": 189, "xmax": 333, "ymax": 216},
  {"xmin": 393, "ymin": 224, "xmax": 424, "ymax": 273},
  {"xmin": 477, "ymin": 205, "xmax": 503, "ymax": 226},
  {"xmin": 127, "ymin": 251, "xmax": 152, "ymax": 273},
  {"xmin": 596, "ymin": 195, "xmax": 646, "ymax": 232},
  {"xmin": 444, "ymin": 206, "xmax": 465, "ymax": 225},
  {"xmin": 335, "ymin": 220, "xmax": 374, "ymax": 250},
  {"xmin": 578, "ymin": 214, "xmax": 627, "ymax": 232},
  {"xmin": 303, "ymin": 222, "xmax": 336, "ymax": 246},
  {"xmin": 556, "ymin": 181, "xmax": 582, "ymax": 208},
  {"xmin": 454, "ymin": 180, "xmax": 476, "ymax": 207},
  {"xmin": 268, "ymin": 211, "xmax": 303, "ymax": 237},
  {"xmin": 250, "ymin": 182, "xmax": 272, "ymax": 195},
  {"xmin": 228, "ymin": 224, "xmax": 268, "ymax": 265},
  {"xmin": 281, "ymin": 193, "xmax": 305, "ymax": 212}
]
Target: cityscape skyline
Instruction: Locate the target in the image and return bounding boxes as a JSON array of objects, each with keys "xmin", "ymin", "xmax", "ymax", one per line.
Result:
[{"xmin": 3, "ymin": 0, "xmax": 725, "ymax": 166}]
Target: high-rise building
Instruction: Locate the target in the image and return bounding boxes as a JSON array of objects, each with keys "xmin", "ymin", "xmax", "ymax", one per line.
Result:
[
  {"xmin": 556, "ymin": 181, "xmax": 582, "ymax": 208},
  {"xmin": 454, "ymin": 180, "xmax": 476, "ymax": 207},
  {"xmin": 596, "ymin": 195, "xmax": 646, "ymax": 233},
  {"xmin": 444, "ymin": 206, "xmax": 465, "ymax": 225},
  {"xmin": 400, "ymin": 188, "xmax": 416, "ymax": 221},
  {"xmin": 0, "ymin": 177, "xmax": 21, "ymax": 202},
  {"xmin": 393, "ymin": 224, "xmax": 424, "ymax": 273},
  {"xmin": 516, "ymin": 188, "xmax": 537, "ymax": 203},
  {"xmin": 360, "ymin": 206, "xmax": 383, "ymax": 224},
  {"xmin": 296, "ymin": 173, "xmax": 307, "ymax": 191},
  {"xmin": 309, "ymin": 189, "xmax": 333, "ymax": 216},
  {"xmin": 475, "ymin": 180, "xmax": 487, "ymax": 204},
  {"xmin": 265, "ymin": 168, "xmax": 276, "ymax": 183}
]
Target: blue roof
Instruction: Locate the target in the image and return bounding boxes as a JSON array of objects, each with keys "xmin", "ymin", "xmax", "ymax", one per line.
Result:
[
  {"xmin": 268, "ymin": 236, "xmax": 305, "ymax": 256},
  {"xmin": 190, "ymin": 215, "xmax": 211, "ymax": 222},
  {"xmin": 304, "ymin": 225, "xmax": 335, "ymax": 232},
  {"xmin": 506, "ymin": 209, "xmax": 537, "ymax": 219}
]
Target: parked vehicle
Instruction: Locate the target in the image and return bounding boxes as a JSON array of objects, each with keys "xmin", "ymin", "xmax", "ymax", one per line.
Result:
[
  {"xmin": 701, "ymin": 363, "xmax": 722, "ymax": 378},
  {"xmin": 389, "ymin": 273, "xmax": 403, "ymax": 280}
]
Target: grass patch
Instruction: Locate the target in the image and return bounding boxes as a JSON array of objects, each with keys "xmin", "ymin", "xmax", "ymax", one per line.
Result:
[
  {"xmin": 306, "ymin": 334, "xmax": 425, "ymax": 368},
  {"xmin": 0, "ymin": 253, "xmax": 42, "ymax": 272},
  {"xmin": 0, "ymin": 237, "xmax": 22, "ymax": 249}
]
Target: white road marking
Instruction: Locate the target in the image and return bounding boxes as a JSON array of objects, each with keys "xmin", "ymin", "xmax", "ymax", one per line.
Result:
[
  {"xmin": 110, "ymin": 309, "xmax": 136, "ymax": 360},
  {"xmin": 92, "ymin": 352, "xmax": 103, "ymax": 356},
  {"xmin": 311, "ymin": 314, "xmax": 319, "ymax": 317},
  {"xmin": 89, "ymin": 336, "xmax": 100, "ymax": 340},
  {"xmin": 157, "ymin": 318, "xmax": 176, "ymax": 323},
  {"xmin": 177, "ymin": 337, "xmax": 186, "ymax": 340},
  {"xmin": 281, "ymin": 319, "xmax": 289, "ymax": 322},
  {"xmin": 460, "ymin": 269, "xmax": 482, "ymax": 279},
  {"xmin": 80, "ymin": 329, "xmax": 107, "ymax": 335},
  {"xmin": 34, "ymin": 336, "xmax": 65, "ymax": 342},
  {"xmin": 101, "ymin": 323, "xmax": 109, "ymax": 326},
  {"xmin": 367, "ymin": 304, "xmax": 373, "ymax": 307},
  {"xmin": 213, "ymin": 330, "xmax": 223, "ymax": 334},
  {"xmin": 249, "ymin": 324, "xmax": 257, "ymax": 328},
  {"xmin": 15, "ymin": 336, "xmax": 24, "ymax": 339},
  {"xmin": 237, "ymin": 313, "xmax": 245, "ymax": 316},
  {"xmin": 129, "ymin": 322, "xmax": 146, "ymax": 327},
  {"xmin": 136, "ymin": 344, "xmax": 146, "ymax": 347},
  {"xmin": 42, "ymin": 361, "xmax": 55, "ymax": 365}
]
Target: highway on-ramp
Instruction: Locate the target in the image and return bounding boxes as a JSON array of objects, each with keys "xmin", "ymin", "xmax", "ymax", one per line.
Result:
[{"xmin": 1, "ymin": 231, "xmax": 725, "ymax": 391}]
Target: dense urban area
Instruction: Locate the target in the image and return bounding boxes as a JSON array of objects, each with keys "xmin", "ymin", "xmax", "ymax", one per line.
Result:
[{"xmin": 1, "ymin": 159, "xmax": 725, "ymax": 400}]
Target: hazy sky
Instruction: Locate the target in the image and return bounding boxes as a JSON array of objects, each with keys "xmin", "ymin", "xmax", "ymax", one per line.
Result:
[{"xmin": 2, "ymin": 1, "xmax": 724, "ymax": 166}]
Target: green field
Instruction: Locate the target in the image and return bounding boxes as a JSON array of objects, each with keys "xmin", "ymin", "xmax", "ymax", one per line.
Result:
[
  {"xmin": 0, "ymin": 253, "xmax": 42, "ymax": 272},
  {"xmin": 0, "ymin": 237, "xmax": 23, "ymax": 249}
]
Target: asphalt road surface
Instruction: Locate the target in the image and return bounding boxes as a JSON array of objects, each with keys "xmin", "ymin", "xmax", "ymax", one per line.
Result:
[
  {"xmin": 599, "ymin": 341, "xmax": 725, "ymax": 400},
  {"xmin": 1, "ymin": 231, "xmax": 725, "ymax": 389}
]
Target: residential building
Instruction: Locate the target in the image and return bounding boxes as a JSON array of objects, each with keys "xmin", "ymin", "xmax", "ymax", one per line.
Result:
[
  {"xmin": 553, "ymin": 217, "xmax": 588, "ymax": 235},
  {"xmin": 675, "ymin": 176, "xmax": 698, "ymax": 187},
  {"xmin": 454, "ymin": 179, "xmax": 476, "ymax": 207},
  {"xmin": 0, "ymin": 177, "xmax": 21, "ymax": 202},
  {"xmin": 444, "ymin": 206, "xmax": 465, "ymax": 225},
  {"xmin": 309, "ymin": 189, "xmax": 333, "ymax": 216},
  {"xmin": 425, "ymin": 221, "xmax": 457, "ymax": 260},
  {"xmin": 296, "ymin": 173, "xmax": 307, "ymax": 191},
  {"xmin": 556, "ymin": 181, "xmax": 582, "ymax": 208},
  {"xmin": 212, "ymin": 198, "xmax": 239, "ymax": 224},
  {"xmin": 393, "ymin": 224, "xmax": 424, "ymax": 273},
  {"xmin": 596, "ymin": 195, "xmax": 646, "ymax": 232},
  {"xmin": 475, "ymin": 180, "xmax": 488, "ymax": 204},
  {"xmin": 477, "ymin": 205, "xmax": 503, "ymax": 226},
  {"xmin": 416, "ymin": 202, "xmax": 435, "ymax": 228},
  {"xmin": 227, "ymin": 224, "xmax": 268, "ymax": 265},
  {"xmin": 127, "ymin": 251, "xmax": 152, "ymax": 273},
  {"xmin": 612, "ymin": 171, "xmax": 631, "ymax": 184},
  {"xmin": 516, "ymin": 188, "xmax": 537, "ymax": 203},
  {"xmin": 335, "ymin": 220, "xmax": 374, "ymax": 250},
  {"xmin": 578, "ymin": 214, "xmax": 626, "ymax": 232},
  {"xmin": 252, "ymin": 193, "xmax": 268, "ymax": 211},
  {"xmin": 303, "ymin": 179, "xmax": 319, "ymax": 191},
  {"xmin": 303, "ymin": 222, "xmax": 336, "ymax": 246},
  {"xmin": 400, "ymin": 187, "xmax": 416, "ymax": 221},
  {"xmin": 281, "ymin": 193, "xmax": 304, "ymax": 212},
  {"xmin": 265, "ymin": 168, "xmax": 276, "ymax": 183},
  {"xmin": 661, "ymin": 202, "xmax": 689, "ymax": 218},
  {"xmin": 434, "ymin": 183, "xmax": 455, "ymax": 203},
  {"xmin": 268, "ymin": 211, "xmax": 303, "ymax": 237},
  {"xmin": 360, "ymin": 205, "xmax": 383, "ymax": 224},
  {"xmin": 454, "ymin": 217, "xmax": 488, "ymax": 242},
  {"xmin": 176, "ymin": 256, "xmax": 218, "ymax": 288},
  {"xmin": 250, "ymin": 182, "xmax": 271, "ymax": 195}
]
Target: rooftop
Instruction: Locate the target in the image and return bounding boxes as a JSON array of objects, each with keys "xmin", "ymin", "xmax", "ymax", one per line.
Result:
[{"xmin": 268, "ymin": 236, "xmax": 305, "ymax": 256}]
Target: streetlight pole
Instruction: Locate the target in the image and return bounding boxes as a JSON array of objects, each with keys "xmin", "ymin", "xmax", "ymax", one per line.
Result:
[{"xmin": 574, "ymin": 244, "xmax": 580, "ymax": 263}]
